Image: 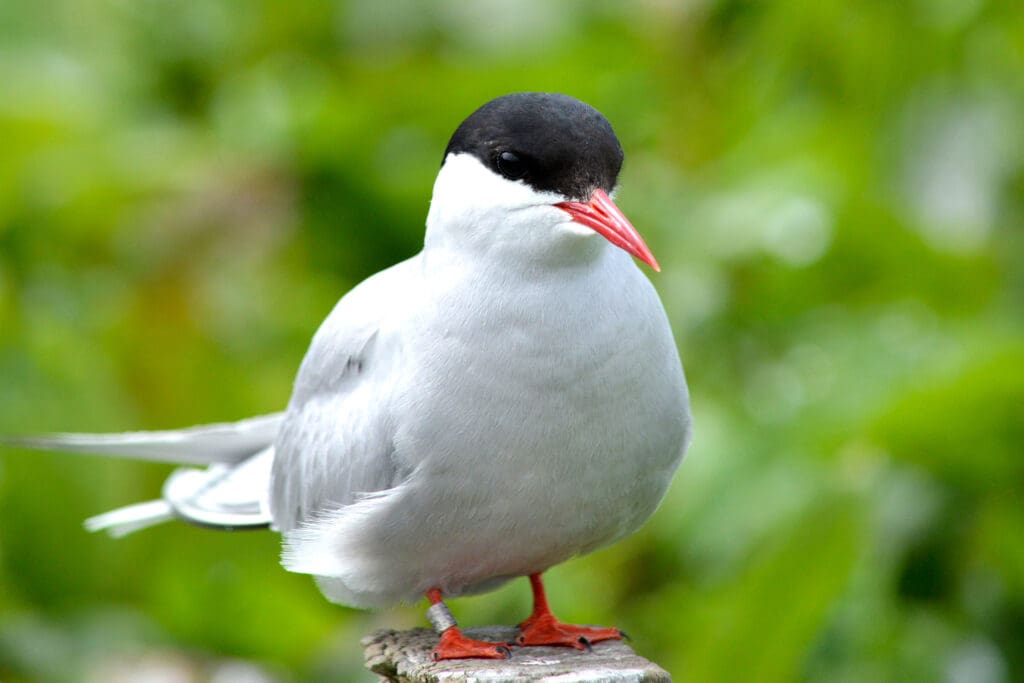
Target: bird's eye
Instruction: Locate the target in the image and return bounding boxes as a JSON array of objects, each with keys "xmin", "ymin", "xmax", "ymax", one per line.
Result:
[{"xmin": 496, "ymin": 151, "xmax": 528, "ymax": 180}]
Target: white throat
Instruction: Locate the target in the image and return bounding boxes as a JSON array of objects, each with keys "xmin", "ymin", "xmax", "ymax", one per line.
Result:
[{"xmin": 424, "ymin": 154, "xmax": 605, "ymax": 271}]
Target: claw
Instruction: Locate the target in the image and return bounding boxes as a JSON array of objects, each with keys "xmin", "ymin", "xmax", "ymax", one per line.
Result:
[
  {"xmin": 618, "ymin": 629, "xmax": 631, "ymax": 642},
  {"xmin": 579, "ymin": 637, "xmax": 593, "ymax": 653}
]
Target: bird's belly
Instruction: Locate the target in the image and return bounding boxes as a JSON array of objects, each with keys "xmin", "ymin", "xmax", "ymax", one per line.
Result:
[
  {"xmin": 303, "ymin": 263, "xmax": 691, "ymax": 606},
  {"xmin": 380, "ymin": 328, "xmax": 689, "ymax": 597}
]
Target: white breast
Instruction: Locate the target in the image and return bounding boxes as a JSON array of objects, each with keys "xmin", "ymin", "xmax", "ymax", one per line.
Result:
[{"xmin": 285, "ymin": 244, "xmax": 691, "ymax": 608}]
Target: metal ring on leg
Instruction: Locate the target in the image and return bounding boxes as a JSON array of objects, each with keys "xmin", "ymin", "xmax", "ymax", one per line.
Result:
[{"xmin": 426, "ymin": 602, "xmax": 458, "ymax": 634}]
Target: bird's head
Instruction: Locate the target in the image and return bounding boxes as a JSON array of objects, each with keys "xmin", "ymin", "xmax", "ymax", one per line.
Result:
[{"xmin": 425, "ymin": 93, "xmax": 659, "ymax": 272}]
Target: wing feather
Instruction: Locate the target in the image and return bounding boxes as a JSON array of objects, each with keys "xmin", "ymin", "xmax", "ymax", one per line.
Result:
[{"xmin": 270, "ymin": 257, "xmax": 417, "ymax": 532}]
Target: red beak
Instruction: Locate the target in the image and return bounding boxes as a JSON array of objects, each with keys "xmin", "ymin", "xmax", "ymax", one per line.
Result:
[{"xmin": 555, "ymin": 189, "xmax": 660, "ymax": 272}]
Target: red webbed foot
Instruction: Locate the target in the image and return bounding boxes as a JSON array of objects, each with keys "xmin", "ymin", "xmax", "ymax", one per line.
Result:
[
  {"xmin": 515, "ymin": 573, "xmax": 625, "ymax": 650},
  {"xmin": 424, "ymin": 588, "xmax": 511, "ymax": 661},
  {"xmin": 517, "ymin": 612, "xmax": 624, "ymax": 650},
  {"xmin": 432, "ymin": 627, "xmax": 512, "ymax": 661}
]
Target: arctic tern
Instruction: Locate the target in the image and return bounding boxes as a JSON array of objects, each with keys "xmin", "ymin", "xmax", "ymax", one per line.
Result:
[{"xmin": 5, "ymin": 92, "xmax": 692, "ymax": 661}]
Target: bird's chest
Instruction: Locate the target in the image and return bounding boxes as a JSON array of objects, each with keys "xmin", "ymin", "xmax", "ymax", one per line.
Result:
[
  {"xmin": 384, "ymin": 261, "xmax": 688, "ymax": 562},
  {"xmin": 396, "ymin": 267, "xmax": 677, "ymax": 473}
]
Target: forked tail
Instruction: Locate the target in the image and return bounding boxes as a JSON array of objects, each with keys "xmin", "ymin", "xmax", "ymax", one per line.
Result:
[{"xmin": 2, "ymin": 413, "xmax": 284, "ymax": 536}]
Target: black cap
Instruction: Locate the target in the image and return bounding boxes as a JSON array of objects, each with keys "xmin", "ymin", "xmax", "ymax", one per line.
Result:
[{"xmin": 444, "ymin": 93, "xmax": 624, "ymax": 202}]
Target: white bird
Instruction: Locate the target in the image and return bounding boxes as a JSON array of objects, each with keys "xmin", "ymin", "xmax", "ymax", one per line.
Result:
[{"xmin": 6, "ymin": 92, "xmax": 692, "ymax": 661}]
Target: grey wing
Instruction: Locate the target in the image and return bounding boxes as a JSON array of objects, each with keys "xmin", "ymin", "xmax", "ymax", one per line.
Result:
[{"xmin": 269, "ymin": 257, "xmax": 416, "ymax": 533}]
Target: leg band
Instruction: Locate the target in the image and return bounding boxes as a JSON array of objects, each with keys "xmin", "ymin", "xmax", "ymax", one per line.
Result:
[{"xmin": 426, "ymin": 601, "xmax": 458, "ymax": 634}]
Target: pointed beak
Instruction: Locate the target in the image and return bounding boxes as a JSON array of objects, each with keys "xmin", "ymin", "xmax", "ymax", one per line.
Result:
[{"xmin": 555, "ymin": 189, "xmax": 661, "ymax": 272}]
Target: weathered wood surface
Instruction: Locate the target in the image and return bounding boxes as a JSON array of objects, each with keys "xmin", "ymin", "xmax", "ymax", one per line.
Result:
[{"xmin": 363, "ymin": 626, "xmax": 672, "ymax": 683}]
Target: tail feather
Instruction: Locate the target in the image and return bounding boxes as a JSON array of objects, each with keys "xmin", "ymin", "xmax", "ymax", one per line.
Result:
[
  {"xmin": 2, "ymin": 413, "xmax": 283, "ymax": 536},
  {"xmin": 84, "ymin": 500, "xmax": 175, "ymax": 538},
  {"xmin": 3, "ymin": 412, "xmax": 284, "ymax": 466}
]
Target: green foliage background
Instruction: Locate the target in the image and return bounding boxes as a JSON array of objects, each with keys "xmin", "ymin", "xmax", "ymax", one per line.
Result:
[{"xmin": 1, "ymin": 1, "xmax": 1022, "ymax": 681}]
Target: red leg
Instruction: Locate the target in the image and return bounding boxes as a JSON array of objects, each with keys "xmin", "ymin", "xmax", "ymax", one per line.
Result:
[
  {"xmin": 516, "ymin": 574, "xmax": 624, "ymax": 649},
  {"xmin": 426, "ymin": 589, "xmax": 511, "ymax": 661}
]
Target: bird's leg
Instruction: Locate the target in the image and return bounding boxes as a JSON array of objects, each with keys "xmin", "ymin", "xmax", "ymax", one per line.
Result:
[
  {"xmin": 426, "ymin": 589, "xmax": 511, "ymax": 661},
  {"xmin": 516, "ymin": 573, "xmax": 625, "ymax": 650}
]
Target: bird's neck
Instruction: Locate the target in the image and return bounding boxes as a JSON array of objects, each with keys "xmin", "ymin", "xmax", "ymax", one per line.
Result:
[{"xmin": 422, "ymin": 219, "xmax": 607, "ymax": 279}]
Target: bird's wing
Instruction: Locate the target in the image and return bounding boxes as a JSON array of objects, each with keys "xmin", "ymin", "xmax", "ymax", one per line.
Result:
[{"xmin": 269, "ymin": 256, "xmax": 418, "ymax": 533}]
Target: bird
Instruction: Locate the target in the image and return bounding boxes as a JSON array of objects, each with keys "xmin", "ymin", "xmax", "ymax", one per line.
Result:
[{"xmin": 5, "ymin": 92, "xmax": 692, "ymax": 661}]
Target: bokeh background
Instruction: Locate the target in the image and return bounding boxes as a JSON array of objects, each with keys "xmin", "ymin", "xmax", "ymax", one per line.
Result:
[{"xmin": 1, "ymin": 1, "xmax": 1022, "ymax": 681}]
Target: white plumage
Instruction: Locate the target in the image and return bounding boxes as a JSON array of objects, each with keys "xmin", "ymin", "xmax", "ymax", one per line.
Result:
[{"xmin": 272, "ymin": 155, "xmax": 690, "ymax": 607}]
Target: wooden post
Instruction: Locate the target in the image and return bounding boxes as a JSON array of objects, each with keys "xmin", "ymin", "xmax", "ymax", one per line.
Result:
[{"xmin": 363, "ymin": 626, "xmax": 672, "ymax": 682}]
